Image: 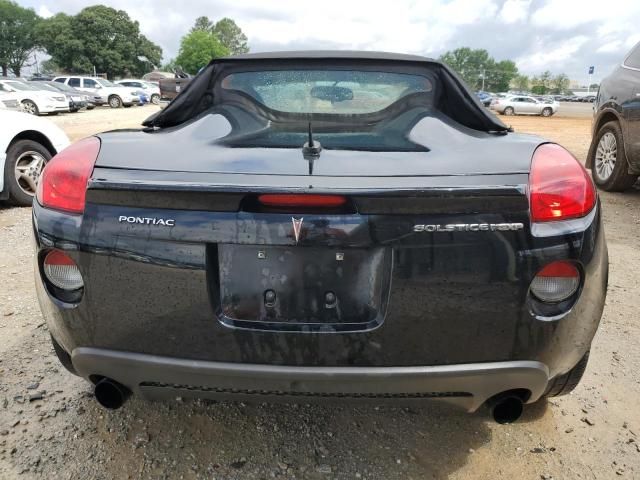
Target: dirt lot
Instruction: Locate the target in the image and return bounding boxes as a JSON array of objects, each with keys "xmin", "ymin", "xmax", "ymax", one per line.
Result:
[{"xmin": 1, "ymin": 106, "xmax": 639, "ymax": 479}]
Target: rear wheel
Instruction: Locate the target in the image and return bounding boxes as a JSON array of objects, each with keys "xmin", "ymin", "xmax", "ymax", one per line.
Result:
[
  {"xmin": 21, "ymin": 100, "xmax": 39, "ymax": 115},
  {"xmin": 4, "ymin": 139, "xmax": 52, "ymax": 206},
  {"xmin": 151, "ymin": 94, "xmax": 160, "ymax": 105},
  {"xmin": 108, "ymin": 95, "xmax": 122, "ymax": 108},
  {"xmin": 543, "ymin": 351, "xmax": 590, "ymax": 397},
  {"xmin": 590, "ymin": 121, "xmax": 638, "ymax": 191},
  {"xmin": 541, "ymin": 107, "xmax": 552, "ymax": 117},
  {"xmin": 503, "ymin": 106, "xmax": 515, "ymax": 116}
]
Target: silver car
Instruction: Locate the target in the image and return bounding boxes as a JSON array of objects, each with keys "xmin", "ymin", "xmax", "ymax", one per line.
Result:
[{"xmin": 490, "ymin": 95, "xmax": 558, "ymax": 117}]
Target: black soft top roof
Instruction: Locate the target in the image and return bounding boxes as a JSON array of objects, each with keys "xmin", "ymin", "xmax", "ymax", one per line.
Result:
[{"xmin": 144, "ymin": 51, "xmax": 508, "ymax": 133}]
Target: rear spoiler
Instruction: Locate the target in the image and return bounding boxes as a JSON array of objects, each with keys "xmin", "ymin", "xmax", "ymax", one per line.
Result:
[{"xmin": 143, "ymin": 53, "xmax": 509, "ymax": 134}]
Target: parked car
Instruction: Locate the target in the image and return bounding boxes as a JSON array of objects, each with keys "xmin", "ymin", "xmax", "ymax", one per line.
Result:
[
  {"xmin": 0, "ymin": 79, "xmax": 69, "ymax": 115},
  {"xmin": 490, "ymin": 95, "xmax": 558, "ymax": 116},
  {"xmin": 34, "ymin": 51, "xmax": 607, "ymax": 424},
  {"xmin": 131, "ymin": 90, "xmax": 150, "ymax": 106},
  {"xmin": 39, "ymin": 81, "xmax": 98, "ymax": 110},
  {"xmin": 587, "ymin": 41, "xmax": 640, "ymax": 191},
  {"xmin": 30, "ymin": 81, "xmax": 87, "ymax": 113},
  {"xmin": 116, "ymin": 79, "xmax": 161, "ymax": 104},
  {"xmin": 53, "ymin": 76, "xmax": 137, "ymax": 108},
  {"xmin": 0, "ymin": 109, "xmax": 69, "ymax": 205},
  {"xmin": 475, "ymin": 91, "xmax": 492, "ymax": 107}
]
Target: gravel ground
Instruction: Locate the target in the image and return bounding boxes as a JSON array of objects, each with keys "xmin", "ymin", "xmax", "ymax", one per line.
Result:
[{"xmin": 1, "ymin": 106, "xmax": 639, "ymax": 479}]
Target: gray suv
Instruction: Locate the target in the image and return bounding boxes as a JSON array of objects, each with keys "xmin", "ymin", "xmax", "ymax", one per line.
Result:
[{"xmin": 588, "ymin": 42, "xmax": 640, "ymax": 191}]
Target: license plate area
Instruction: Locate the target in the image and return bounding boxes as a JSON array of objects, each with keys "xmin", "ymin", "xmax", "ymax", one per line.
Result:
[{"xmin": 216, "ymin": 245, "xmax": 391, "ymax": 332}]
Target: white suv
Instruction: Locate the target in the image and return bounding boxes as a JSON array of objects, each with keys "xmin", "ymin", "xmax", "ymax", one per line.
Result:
[
  {"xmin": 53, "ymin": 76, "xmax": 137, "ymax": 108},
  {"xmin": 0, "ymin": 79, "xmax": 69, "ymax": 115}
]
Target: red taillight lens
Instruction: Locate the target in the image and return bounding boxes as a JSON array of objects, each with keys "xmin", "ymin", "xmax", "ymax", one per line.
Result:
[
  {"xmin": 530, "ymin": 261, "xmax": 580, "ymax": 303},
  {"xmin": 258, "ymin": 194, "xmax": 347, "ymax": 208},
  {"xmin": 43, "ymin": 250, "xmax": 84, "ymax": 290},
  {"xmin": 36, "ymin": 137, "xmax": 100, "ymax": 214},
  {"xmin": 529, "ymin": 143, "xmax": 595, "ymax": 222}
]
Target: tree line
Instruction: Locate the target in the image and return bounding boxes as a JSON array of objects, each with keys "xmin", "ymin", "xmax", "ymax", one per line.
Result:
[
  {"xmin": 439, "ymin": 47, "xmax": 574, "ymax": 94},
  {"xmin": 0, "ymin": 0, "xmax": 249, "ymax": 78}
]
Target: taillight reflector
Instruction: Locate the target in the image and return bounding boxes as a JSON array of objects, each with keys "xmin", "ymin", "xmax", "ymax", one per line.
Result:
[
  {"xmin": 36, "ymin": 137, "xmax": 100, "ymax": 214},
  {"xmin": 43, "ymin": 250, "xmax": 84, "ymax": 290},
  {"xmin": 530, "ymin": 261, "xmax": 580, "ymax": 303},
  {"xmin": 258, "ymin": 194, "xmax": 347, "ymax": 208},
  {"xmin": 529, "ymin": 144, "xmax": 596, "ymax": 222}
]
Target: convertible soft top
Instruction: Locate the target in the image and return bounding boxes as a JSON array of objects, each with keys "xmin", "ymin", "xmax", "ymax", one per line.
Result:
[{"xmin": 144, "ymin": 51, "xmax": 509, "ymax": 133}]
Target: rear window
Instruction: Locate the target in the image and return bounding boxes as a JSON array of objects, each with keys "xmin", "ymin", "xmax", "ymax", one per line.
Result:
[{"xmin": 221, "ymin": 70, "xmax": 433, "ymax": 115}]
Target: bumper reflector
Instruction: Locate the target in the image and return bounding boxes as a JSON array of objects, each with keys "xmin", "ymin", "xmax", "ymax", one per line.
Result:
[
  {"xmin": 530, "ymin": 261, "xmax": 579, "ymax": 303},
  {"xmin": 43, "ymin": 250, "xmax": 84, "ymax": 290}
]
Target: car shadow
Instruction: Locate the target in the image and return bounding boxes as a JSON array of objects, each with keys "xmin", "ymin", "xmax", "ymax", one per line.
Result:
[{"xmin": 56, "ymin": 392, "xmax": 549, "ymax": 479}]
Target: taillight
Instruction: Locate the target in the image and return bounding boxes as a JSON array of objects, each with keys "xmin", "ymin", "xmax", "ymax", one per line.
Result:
[
  {"xmin": 43, "ymin": 250, "xmax": 84, "ymax": 291},
  {"xmin": 36, "ymin": 137, "xmax": 100, "ymax": 214},
  {"xmin": 529, "ymin": 144, "xmax": 595, "ymax": 222},
  {"xmin": 258, "ymin": 194, "xmax": 347, "ymax": 208},
  {"xmin": 530, "ymin": 261, "xmax": 580, "ymax": 303}
]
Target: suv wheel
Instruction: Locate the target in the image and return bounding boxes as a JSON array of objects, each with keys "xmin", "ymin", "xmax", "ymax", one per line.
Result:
[
  {"xmin": 541, "ymin": 107, "xmax": 553, "ymax": 117},
  {"xmin": 108, "ymin": 95, "xmax": 123, "ymax": 108},
  {"xmin": 5, "ymin": 140, "xmax": 52, "ymax": 206},
  {"xmin": 591, "ymin": 121, "xmax": 638, "ymax": 191}
]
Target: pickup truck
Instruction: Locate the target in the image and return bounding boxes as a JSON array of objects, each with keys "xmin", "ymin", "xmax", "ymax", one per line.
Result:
[{"xmin": 158, "ymin": 69, "xmax": 191, "ymax": 102}]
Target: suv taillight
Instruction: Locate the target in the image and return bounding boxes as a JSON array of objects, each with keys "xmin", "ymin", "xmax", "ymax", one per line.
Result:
[
  {"xmin": 529, "ymin": 143, "xmax": 595, "ymax": 222},
  {"xmin": 36, "ymin": 137, "xmax": 100, "ymax": 214}
]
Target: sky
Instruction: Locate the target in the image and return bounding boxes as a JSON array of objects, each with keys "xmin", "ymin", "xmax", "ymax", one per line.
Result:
[{"xmin": 18, "ymin": 0, "xmax": 640, "ymax": 84}]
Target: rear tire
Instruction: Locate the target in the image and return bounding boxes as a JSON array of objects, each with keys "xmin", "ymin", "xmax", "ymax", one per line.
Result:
[
  {"xmin": 590, "ymin": 121, "xmax": 638, "ymax": 191},
  {"xmin": 151, "ymin": 94, "xmax": 160, "ymax": 105},
  {"xmin": 541, "ymin": 107, "xmax": 552, "ymax": 117},
  {"xmin": 50, "ymin": 335, "xmax": 77, "ymax": 375},
  {"xmin": 108, "ymin": 95, "xmax": 122, "ymax": 108},
  {"xmin": 503, "ymin": 106, "xmax": 515, "ymax": 116},
  {"xmin": 543, "ymin": 351, "xmax": 590, "ymax": 397}
]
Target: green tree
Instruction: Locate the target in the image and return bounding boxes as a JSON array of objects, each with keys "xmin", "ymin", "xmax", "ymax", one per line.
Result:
[
  {"xmin": 530, "ymin": 70, "xmax": 553, "ymax": 94},
  {"xmin": 36, "ymin": 6, "xmax": 162, "ymax": 78},
  {"xmin": 550, "ymin": 73, "xmax": 570, "ymax": 94},
  {"xmin": 488, "ymin": 60, "xmax": 518, "ymax": 92},
  {"xmin": 512, "ymin": 74, "xmax": 529, "ymax": 91},
  {"xmin": 439, "ymin": 47, "xmax": 518, "ymax": 92},
  {"xmin": 0, "ymin": 0, "xmax": 40, "ymax": 77},
  {"xmin": 191, "ymin": 16, "xmax": 213, "ymax": 33},
  {"xmin": 212, "ymin": 18, "xmax": 249, "ymax": 55},
  {"xmin": 175, "ymin": 30, "xmax": 228, "ymax": 74}
]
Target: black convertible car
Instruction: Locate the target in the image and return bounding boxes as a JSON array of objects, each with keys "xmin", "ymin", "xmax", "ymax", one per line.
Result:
[{"xmin": 33, "ymin": 52, "xmax": 607, "ymax": 423}]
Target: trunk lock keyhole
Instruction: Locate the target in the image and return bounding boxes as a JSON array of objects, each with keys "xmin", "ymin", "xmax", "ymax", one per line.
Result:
[
  {"xmin": 325, "ymin": 291, "xmax": 337, "ymax": 309},
  {"xmin": 264, "ymin": 289, "xmax": 277, "ymax": 307}
]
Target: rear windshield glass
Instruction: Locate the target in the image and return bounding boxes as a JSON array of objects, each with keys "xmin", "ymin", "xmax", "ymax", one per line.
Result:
[{"xmin": 221, "ymin": 70, "xmax": 433, "ymax": 114}]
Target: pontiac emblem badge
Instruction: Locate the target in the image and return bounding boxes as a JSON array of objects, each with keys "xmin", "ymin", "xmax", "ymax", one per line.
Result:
[{"xmin": 291, "ymin": 217, "xmax": 304, "ymax": 244}]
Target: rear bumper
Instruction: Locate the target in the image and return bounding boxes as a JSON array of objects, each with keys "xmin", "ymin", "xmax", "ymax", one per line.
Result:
[{"xmin": 71, "ymin": 347, "xmax": 549, "ymax": 412}]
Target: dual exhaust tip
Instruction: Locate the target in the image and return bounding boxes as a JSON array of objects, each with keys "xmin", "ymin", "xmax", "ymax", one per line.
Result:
[{"xmin": 92, "ymin": 377, "xmax": 526, "ymax": 424}]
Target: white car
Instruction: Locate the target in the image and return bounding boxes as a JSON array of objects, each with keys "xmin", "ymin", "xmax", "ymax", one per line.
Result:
[
  {"xmin": 53, "ymin": 76, "xmax": 137, "ymax": 108},
  {"xmin": 490, "ymin": 95, "xmax": 559, "ymax": 117},
  {"xmin": 0, "ymin": 79, "xmax": 69, "ymax": 115},
  {"xmin": 0, "ymin": 109, "xmax": 70, "ymax": 205},
  {"xmin": 116, "ymin": 79, "xmax": 161, "ymax": 104}
]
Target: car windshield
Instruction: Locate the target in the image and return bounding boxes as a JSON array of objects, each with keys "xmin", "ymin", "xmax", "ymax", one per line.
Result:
[
  {"xmin": 96, "ymin": 79, "xmax": 118, "ymax": 87},
  {"xmin": 220, "ymin": 70, "xmax": 433, "ymax": 115},
  {"xmin": 4, "ymin": 81, "xmax": 38, "ymax": 91}
]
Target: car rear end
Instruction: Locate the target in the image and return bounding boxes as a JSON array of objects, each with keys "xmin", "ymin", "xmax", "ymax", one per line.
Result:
[{"xmin": 32, "ymin": 55, "xmax": 607, "ymax": 417}]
